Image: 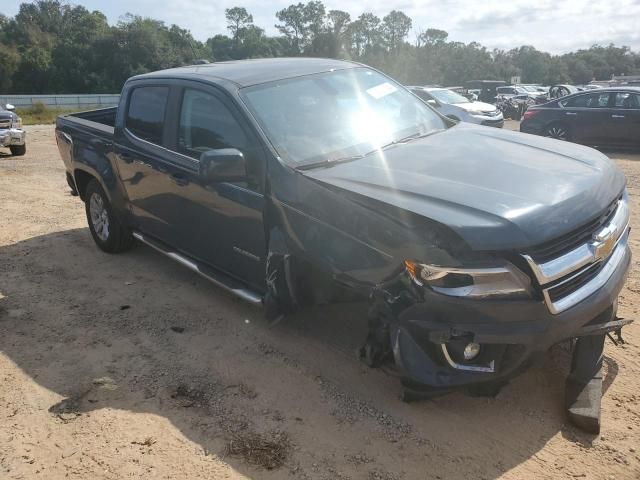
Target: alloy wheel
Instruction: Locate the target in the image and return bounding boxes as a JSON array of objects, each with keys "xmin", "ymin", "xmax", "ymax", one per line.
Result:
[
  {"xmin": 545, "ymin": 125, "xmax": 568, "ymax": 140},
  {"xmin": 89, "ymin": 192, "xmax": 110, "ymax": 241}
]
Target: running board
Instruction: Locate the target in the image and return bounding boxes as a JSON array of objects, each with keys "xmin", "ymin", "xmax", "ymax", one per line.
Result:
[{"xmin": 132, "ymin": 231, "xmax": 263, "ymax": 305}]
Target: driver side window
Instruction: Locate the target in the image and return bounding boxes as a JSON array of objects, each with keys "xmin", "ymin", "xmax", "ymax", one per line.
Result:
[
  {"xmin": 178, "ymin": 89, "xmax": 247, "ymax": 159},
  {"xmin": 177, "ymin": 88, "xmax": 262, "ymax": 191}
]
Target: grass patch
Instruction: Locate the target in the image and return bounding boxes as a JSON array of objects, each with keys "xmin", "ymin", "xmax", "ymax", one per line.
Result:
[
  {"xmin": 224, "ymin": 431, "xmax": 290, "ymax": 470},
  {"xmin": 17, "ymin": 102, "xmax": 81, "ymax": 125}
]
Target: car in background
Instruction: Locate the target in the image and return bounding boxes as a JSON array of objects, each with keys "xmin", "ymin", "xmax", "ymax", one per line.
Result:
[
  {"xmin": 548, "ymin": 84, "xmax": 580, "ymax": 99},
  {"xmin": 465, "ymin": 80, "xmax": 507, "ymax": 103},
  {"xmin": 520, "ymin": 87, "xmax": 640, "ymax": 147},
  {"xmin": 496, "ymin": 85, "xmax": 546, "ymax": 97},
  {"xmin": 409, "ymin": 86, "xmax": 504, "ymax": 127},
  {"xmin": 520, "ymin": 85, "xmax": 543, "ymax": 94},
  {"xmin": 0, "ymin": 103, "xmax": 26, "ymax": 156},
  {"xmin": 496, "ymin": 85, "xmax": 527, "ymax": 96},
  {"xmin": 447, "ymin": 86, "xmax": 478, "ymax": 101}
]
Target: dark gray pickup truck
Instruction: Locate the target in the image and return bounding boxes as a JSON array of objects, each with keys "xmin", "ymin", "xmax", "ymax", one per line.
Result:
[{"xmin": 56, "ymin": 58, "xmax": 631, "ymax": 432}]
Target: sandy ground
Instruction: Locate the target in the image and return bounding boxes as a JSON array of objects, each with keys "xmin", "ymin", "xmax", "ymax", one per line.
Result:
[{"xmin": 0, "ymin": 123, "xmax": 639, "ymax": 480}]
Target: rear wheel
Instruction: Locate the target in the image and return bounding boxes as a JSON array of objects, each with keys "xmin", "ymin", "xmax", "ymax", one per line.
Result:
[
  {"xmin": 10, "ymin": 144, "xmax": 26, "ymax": 156},
  {"xmin": 543, "ymin": 122, "xmax": 570, "ymax": 141},
  {"xmin": 85, "ymin": 179, "xmax": 133, "ymax": 253}
]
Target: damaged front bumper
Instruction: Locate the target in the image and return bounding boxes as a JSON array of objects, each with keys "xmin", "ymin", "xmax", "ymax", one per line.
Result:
[
  {"xmin": 0, "ymin": 128, "xmax": 26, "ymax": 147},
  {"xmin": 389, "ymin": 237, "xmax": 632, "ymax": 394}
]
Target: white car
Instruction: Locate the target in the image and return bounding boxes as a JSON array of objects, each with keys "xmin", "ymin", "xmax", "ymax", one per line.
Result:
[{"xmin": 408, "ymin": 86, "xmax": 504, "ymax": 127}]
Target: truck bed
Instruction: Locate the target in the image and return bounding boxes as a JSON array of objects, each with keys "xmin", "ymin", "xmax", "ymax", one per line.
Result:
[
  {"xmin": 56, "ymin": 107, "xmax": 116, "ymax": 173},
  {"xmin": 61, "ymin": 106, "xmax": 117, "ymax": 133}
]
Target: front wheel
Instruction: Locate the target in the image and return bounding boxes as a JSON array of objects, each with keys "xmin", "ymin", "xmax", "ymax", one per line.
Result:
[
  {"xmin": 85, "ymin": 179, "xmax": 133, "ymax": 253},
  {"xmin": 10, "ymin": 144, "xmax": 26, "ymax": 156},
  {"xmin": 543, "ymin": 122, "xmax": 570, "ymax": 141}
]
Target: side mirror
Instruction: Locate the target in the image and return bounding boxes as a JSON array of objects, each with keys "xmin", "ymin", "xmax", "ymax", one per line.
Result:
[
  {"xmin": 5, "ymin": 103, "xmax": 15, "ymax": 111},
  {"xmin": 199, "ymin": 148, "xmax": 246, "ymax": 183}
]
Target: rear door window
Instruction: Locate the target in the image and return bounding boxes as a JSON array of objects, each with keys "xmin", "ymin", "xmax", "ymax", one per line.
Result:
[
  {"xmin": 563, "ymin": 93, "xmax": 611, "ymax": 108},
  {"xmin": 125, "ymin": 86, "xmax": 169, "ymax": 145},
  {"xmin": 613, "ymin": 92, "xmax": 640, "ymax": 109}
]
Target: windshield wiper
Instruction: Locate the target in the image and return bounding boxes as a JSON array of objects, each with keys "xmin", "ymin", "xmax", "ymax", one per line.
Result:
[
  {"xmin": 374, "ymin": 130, "xmax": 436, "ymax": 152},
  {"xmin": 296, "ymin": 131, "xmax": 437, "ymax": 171},
  {"xmin": 296, "ymin": 153, "xmax": 366, "ymax": 171}
]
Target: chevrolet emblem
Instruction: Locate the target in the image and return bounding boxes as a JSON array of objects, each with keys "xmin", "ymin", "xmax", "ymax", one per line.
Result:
[{"xmin": 593, "ymin": 229, "xmax": 617, "ymax": 260}]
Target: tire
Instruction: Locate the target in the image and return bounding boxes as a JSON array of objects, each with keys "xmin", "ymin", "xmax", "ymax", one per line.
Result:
[
  {"xmin": 84, "ymin": 179, "xmax": 133, "ymax": 253},
  {"xmin": 543, "ymin": 122, "xmax": 571, "ymax": 141},
  {"xmin": 10, "ymin": 144, "xmax": 26, "ymax": 156}
]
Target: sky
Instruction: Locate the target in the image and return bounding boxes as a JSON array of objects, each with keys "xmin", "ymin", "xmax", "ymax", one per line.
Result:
[{"xmin": 1, "ymin": 0, "xmax": 639, "ymax": 54}]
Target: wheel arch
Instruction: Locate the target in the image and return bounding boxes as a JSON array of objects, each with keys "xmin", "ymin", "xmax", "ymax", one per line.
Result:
[{"xmin": 73, "ymin": 168, "xmax": 102, "ymax": 201}]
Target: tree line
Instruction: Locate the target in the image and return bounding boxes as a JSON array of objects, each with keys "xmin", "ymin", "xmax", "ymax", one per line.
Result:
[{"xmin": 1, "ymin": 0, "xmax": 639, "ymax": 94}]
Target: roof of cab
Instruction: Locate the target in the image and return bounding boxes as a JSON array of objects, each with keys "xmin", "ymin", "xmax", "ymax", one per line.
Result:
[{"xmin": 132, "ymin": 57, "xmax": 361, "ymax": 88}]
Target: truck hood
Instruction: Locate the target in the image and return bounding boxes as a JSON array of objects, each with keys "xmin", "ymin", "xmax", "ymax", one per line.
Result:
[{"xmin": 304, "ymin": 124, "xmax": 625, "ymax": 251}]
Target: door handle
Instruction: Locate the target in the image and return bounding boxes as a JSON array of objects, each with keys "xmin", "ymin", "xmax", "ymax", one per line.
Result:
[
  {"xmin": 611, "ymin": 114, "xmax": 625, "ymax": 119},
  {"xmin": 170, "ymin": 173, "xmax": 189, "ymax": 186},
  {"xmin": 565, "ymin": 112, "xmax": 577, "ymax": 116}
]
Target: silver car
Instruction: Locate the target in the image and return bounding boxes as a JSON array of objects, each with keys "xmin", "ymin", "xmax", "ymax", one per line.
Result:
[
  {"xmin": 408, "ymin": 87, "xmax": 504, "ymax": 128},
  {"xmin": 0, "ymin": 104, "xmax": 26, "ymax": 156}
]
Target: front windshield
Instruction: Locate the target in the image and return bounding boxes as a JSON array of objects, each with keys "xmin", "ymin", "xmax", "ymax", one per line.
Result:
[
  {"xmin": 428, "ymin": 89, "xmax": 470, "ymax": 104},
  {"xmin": 241, "ymin": 68, "xmax": 445, "ymax": 167}
]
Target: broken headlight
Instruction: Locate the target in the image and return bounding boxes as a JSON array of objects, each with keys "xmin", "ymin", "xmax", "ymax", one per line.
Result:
[{"xmin": 404, "ymin": 260, "xmax": 531, "ymax": 299}]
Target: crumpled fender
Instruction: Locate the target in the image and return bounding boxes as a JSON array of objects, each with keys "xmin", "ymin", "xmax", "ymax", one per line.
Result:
[{"xmin": 264, "ymin": 226, "xmax": 297, "ymax": 316}]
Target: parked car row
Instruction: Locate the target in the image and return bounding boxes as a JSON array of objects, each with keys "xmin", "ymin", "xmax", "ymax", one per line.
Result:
[{"xmin": 413, "ymin": 81, "xmax": 640, "ymax": 149}]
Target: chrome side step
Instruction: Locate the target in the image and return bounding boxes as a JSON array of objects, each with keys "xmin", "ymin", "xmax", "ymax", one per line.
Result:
[{"xmin": 132, "ymin": 231, "xmax": 263, "ymax": 305}]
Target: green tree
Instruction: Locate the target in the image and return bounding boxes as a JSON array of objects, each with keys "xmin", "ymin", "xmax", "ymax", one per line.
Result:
[
  {"xmin": 417, "ymin": 28, "xmax": 448, "ymax": 47},
  {"xmin": 275, "ymin": 1, "xmax": 326, "ymax": 54},
  {"xmin": 382, "ymin": 10, "xmax": 411, "ymax": 51},
  {"xmin": 225, "ymin": 7, "xmax": 253, "ymax": 44},
  {"xmin": 2, "ymin": 1, "xmax": 640, "ymax": 94},
  {"xmin": 349, "ymin": 13, "xmax": 382, "ymax": 57},
  {"xmin": 0, "ymin": 43, "xmax": 19, "ymax": 91}
]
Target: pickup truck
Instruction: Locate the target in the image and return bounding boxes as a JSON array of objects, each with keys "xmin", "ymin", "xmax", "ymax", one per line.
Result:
[
  {"xmin": 0, "ymin": 103, "xmax": 26, "ymax": 156},
  {"xmin": 56, "ymin": 58, "xmax": 631, "ymax": 433}
]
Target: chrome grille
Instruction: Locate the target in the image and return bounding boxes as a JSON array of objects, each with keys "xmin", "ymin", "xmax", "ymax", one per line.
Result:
[
  {"xmin": 523, "ymin": 192, "xmax": 630, "ymax": 314},
  {"xmin": 526, "ymin": 198, "xmax": 619, "ymax": 263},
  {"xmin": 0, "ymin": 119, "xmax": 11, "ymax": 129},
  {"xmin": 545, "ymin": 262, "xmax": 601, "ymax": 303}
]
